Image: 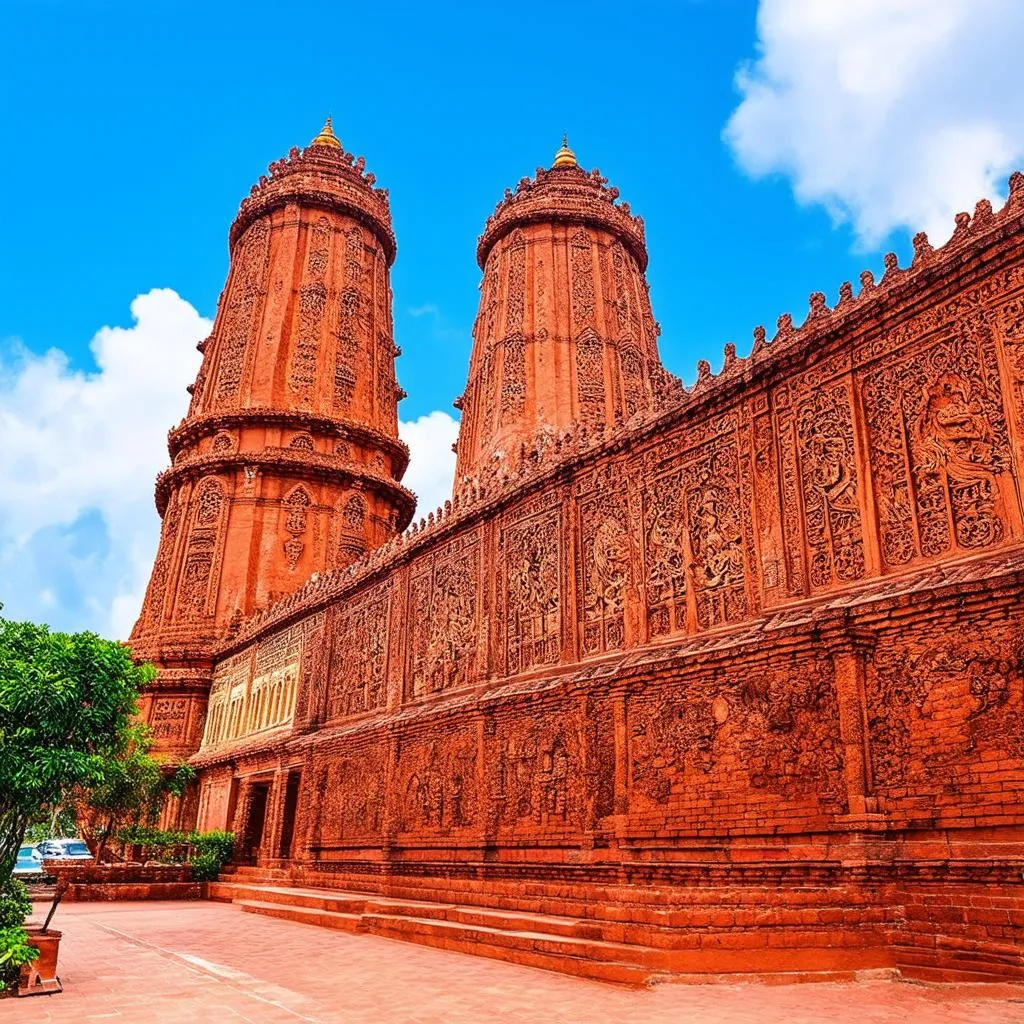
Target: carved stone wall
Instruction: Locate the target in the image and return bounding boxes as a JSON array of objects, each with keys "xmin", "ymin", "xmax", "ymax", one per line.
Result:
[{"xmin": 156, "ymin": 148, "xmax": 1024, "ymax": 981}]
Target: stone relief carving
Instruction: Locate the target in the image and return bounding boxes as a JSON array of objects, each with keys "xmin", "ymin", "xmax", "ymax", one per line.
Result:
[
  {"xmin": 327, "ymin": 580, "xmax": 393, "ymax": 718},
  {"xmin": 863, "ymin": 331, "xmax": 1012, "ymax": 565},
  {"xmin": 500, "ymin": 504, "xmax": 562, "ymax": 675},
  {"xmin": 407, "ymin": 534, "xmax": 480, "ymax": 698}
]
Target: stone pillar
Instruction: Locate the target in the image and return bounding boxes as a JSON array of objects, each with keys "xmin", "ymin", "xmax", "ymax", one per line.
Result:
[
  {"xmin": 261, "ymin": 767, "xmax": 287, "ymax": 862},
  {"xmin": 826, "ymin": 628, "xmax": 883, "ymax": 821}
]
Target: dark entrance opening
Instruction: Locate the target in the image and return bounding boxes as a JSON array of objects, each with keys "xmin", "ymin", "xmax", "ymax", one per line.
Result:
[
  {"xmin": 225, "ymin": 777, "xmax": 240, "ymax": 831},
  {"xmin": 278, "ymin": 770, "xmax": 302, "ymax": 859},
  {"xmin": 241, "ymin": 781, "xmax": 270, "ymax": 863}
]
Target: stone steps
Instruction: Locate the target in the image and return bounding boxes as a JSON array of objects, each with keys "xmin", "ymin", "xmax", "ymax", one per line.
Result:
[
  {"xmin": 208, "ymin": 879, "xmax": 898, "ymax": 985},
  {"xmin": 235, "ymin": 899, "xmax": 364, "ymax": 933},
  {"xmin": 211, "ymin": 880, "xmax": 662, "ymax": 984}
]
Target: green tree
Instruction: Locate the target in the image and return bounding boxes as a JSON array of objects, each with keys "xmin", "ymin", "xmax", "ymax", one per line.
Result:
[
  {"xmin": 68, "ymin": 725, "xmax": 194, "ymax": 861},
  {"xmin": 0, "ymin": 616, "xmax": 151, "ymax": 879}
]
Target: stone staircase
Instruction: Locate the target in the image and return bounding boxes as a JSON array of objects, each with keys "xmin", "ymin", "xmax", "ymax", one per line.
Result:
[{"xmin": 207, "ymin": 872, "xmax": 899, "ymax": 986}]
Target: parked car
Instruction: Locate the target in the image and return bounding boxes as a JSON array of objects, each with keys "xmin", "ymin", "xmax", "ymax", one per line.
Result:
[
  {"xmin": 14, "ymin": 844, "xmax": 43, "ymax": 876},
  {"xmin": 36, "ymin": 839, "xmax": 93, "ymax": 861}
]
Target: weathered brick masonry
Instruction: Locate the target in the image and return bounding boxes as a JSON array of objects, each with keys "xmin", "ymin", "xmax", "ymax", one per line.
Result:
[{"xmin": 131, "ymin": 125, "xmax": 1024, "ymax": 981}]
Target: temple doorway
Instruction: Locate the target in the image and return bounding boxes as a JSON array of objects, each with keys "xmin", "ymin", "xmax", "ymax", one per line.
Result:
[
  {"xmin": 278, "ymin": 770, "xmax": 302, "ymax": 859},
  {"xmin": 241, "ymin": 781, "xmax": 270, "ymax": 863}
]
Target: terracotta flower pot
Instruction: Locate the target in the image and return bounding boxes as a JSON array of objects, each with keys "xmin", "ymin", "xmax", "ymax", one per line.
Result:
[{"xmin": 18, "ymin": 928, "xmax": 62, "ymax": 997}]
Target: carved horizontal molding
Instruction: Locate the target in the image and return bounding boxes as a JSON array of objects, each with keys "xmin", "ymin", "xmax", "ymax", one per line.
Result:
[
  {"xmin": 153, "ymin": 450, "xmax": 416, "ymax": 522},
  {"xmin": 230, "ymin": 142, "xmax": 396, "ymax": 262},
  {"xmin": 478, "ymin": 164, "xmax": 647, "ymax": 270},
  {"xmin": 168, "ymin": 409, "xmax": 410, "ymax": 473}
]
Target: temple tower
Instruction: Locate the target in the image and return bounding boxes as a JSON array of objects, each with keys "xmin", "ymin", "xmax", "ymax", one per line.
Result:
[
  {"xmin": 454, "ymin": 139, "xmax": 664, "ymax": 480},
  {"xmin": 130, "ymin": 119, "xmax": 414, "ymax": 763}
]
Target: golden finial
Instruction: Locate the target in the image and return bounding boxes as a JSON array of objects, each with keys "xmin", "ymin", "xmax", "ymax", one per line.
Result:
[
  {"xmin": 552, "ymin": 133, "xmax": 577, "ymax": 169},
  {"xmin": 311, "ymin": 116, "xmax": 342, "ymax": 150}
]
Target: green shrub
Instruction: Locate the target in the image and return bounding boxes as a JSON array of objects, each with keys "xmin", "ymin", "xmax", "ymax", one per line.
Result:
[
  {"xmin": 0, "ymin": 878, "xmax": 30, "ymax": 931},
  {"xmin": 188, "ymin": 831, "xmax": 234, "ymax": 882},
  {"xmin": 0, "ymin": 878, "xmax": 36, "ymax": 992}
]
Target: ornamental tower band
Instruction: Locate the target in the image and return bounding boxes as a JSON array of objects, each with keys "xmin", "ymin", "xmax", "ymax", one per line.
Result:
[{"xmin": 130, "ymin": 119, "xmax": 414, "ymax": 760}]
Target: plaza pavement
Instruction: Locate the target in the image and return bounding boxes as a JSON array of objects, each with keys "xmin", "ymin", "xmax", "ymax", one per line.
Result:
[{"xmin": 8, "ymin": 900, "xmax": 1024, "ymax": 1023}]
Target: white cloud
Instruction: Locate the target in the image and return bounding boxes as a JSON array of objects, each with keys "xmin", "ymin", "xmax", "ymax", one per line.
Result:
[
  {"xmin": 399, "ymin": 410, "xmax": 459, "ymax": 519},
  {"xmin": 725, "ymin": 0, "xmax": 1024, "ymax": 246},
  {"xmin": 0, "ymin": 288, "xmax": 460, "ymax": 638},
  {"xmin": 0, "ymin": 289, "xmax": 208, "ymax": 638}
]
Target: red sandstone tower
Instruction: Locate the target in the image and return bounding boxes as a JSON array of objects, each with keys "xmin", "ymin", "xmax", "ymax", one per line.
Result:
[
  {"xmin": 131, "ymin": 119, "xmax": 414, "ymax": 761},
  {"xmin": 454, "ymin": 139, "xmax": 665, "ymax": 480}
]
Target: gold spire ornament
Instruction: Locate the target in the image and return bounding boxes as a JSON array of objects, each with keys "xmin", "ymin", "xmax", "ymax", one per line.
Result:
[
  {"xmin": 552, "ymin": 134, "xmax": 577, "ymax": 169},
  {"xmin": 311, "ymin": 116, "xmax": 342, "ymax": 150}
]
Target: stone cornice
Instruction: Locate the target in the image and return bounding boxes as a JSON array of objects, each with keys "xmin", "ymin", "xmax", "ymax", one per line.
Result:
[
  {"xmin": 231, "ymin": 142, "xmax": 396, "ymax": 263},
  {"xmin": 477, "ymin": 164, "xmax": 648, "ymax": 270},
  {"xmin": 153, "ymin": 449, "xmax": 416, "ymax": 523},
  {"xmin": 166, "ymin": 408, "xmax": 411, "ymax": 473}
]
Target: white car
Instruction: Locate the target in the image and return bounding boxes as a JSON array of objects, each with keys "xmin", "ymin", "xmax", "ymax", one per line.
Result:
[
  {"xmin": 36, "ymin": 839, "xmax": 93, "ymax": 861},
  {"xmin": 14, "ymin": 844, "xmax": 43, "ymax": 876}
]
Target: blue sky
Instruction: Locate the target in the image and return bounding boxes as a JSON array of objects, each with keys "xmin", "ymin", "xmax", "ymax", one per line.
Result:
[
  {"xmin": 2, "ymin": 0, "xmax": 1021, "ymax": 636},
  {"xmin": 2, "ymin": 0, "xmax": 876, "ymax": 401}
]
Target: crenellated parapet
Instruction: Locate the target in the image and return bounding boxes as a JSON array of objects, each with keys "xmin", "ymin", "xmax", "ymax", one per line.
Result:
[
  {"xmin": 232, "ymin": 117, "xmax": 395, "ymax": 264},
  {"xmin": 477, "ymin": 144, "xmax": 647, "ymax": 271}
]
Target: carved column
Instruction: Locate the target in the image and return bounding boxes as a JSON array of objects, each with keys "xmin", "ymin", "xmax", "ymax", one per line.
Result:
[
  {"xmin": 825, "ymin": 628, "xmax": 880, "ymax": 819},
  {"xmin": 261, "ymin": 766, "xmax": 287, "ymax": 862}
]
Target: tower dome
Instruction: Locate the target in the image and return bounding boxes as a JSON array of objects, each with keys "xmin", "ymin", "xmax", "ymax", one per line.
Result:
[{"xmin": 455, "ymin": 143, "xmax": 663, "ymax": 481}]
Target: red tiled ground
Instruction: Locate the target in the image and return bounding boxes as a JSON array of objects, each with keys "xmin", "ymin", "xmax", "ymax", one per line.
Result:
[{"xmin": 9, "ymin": 901, "xmax": 1024, "ymax": 1023}]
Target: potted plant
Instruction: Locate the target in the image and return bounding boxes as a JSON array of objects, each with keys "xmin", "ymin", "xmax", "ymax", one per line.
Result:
[{"xmin": 0, "ymin": 878, "xmax": 41, "ymax": 997}]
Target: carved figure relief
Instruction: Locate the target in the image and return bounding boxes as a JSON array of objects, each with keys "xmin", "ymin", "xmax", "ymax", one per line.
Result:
[
  {"xmin": 407, "ymin": 535, "xmax": 480, "ymax": 698},
  {"xmin": 333, "ymin": 288, "xmax": 359, "ymax": 409},
  {"xmin": 869, "ymin": 635, "xmax": 1024, "ymax": 787},
  {"xmin": 863, "ymin": 332, "xmax": 1012, "ymax": 565},
  {"xmin": 686, "ymin": 445, "xmax": 747, "ymax": 628},
  {"xmin": 570, "ymin": 228, "xmax": 596, "ymax": 329},
  {"xmin": 630, "ymin": 659, "xmax": 845, "ymax": 814},
  {"xmin": 290, "ymin": 216, "xmax": 331, "ymax": 400},
  {"xmin": 327, "ymin": 580, "xmax": 393, "ymax": 719},
  {"xmin": 577, "ymin": 472, "xmax": 630, "ymax": 655},
  {"xmin": 641, "ymin": 433, "xmax": 747, "ymax": 635},
  {"xmin": 282, "ymin": 485, "xmax": 312, "ymax": 571},
  {"xmin": 618, "ymin": 343, "xmax": 646, "ymax": 419},
  {"xmin": 794, "ymin": 381, "xmax": 865, "ymax": 587},
  {"xmin": 398, "ymin": 731, "xmax": 478, "ymax": 832},
  {"xmin": 575, "ymin": 329, "xmax": 605, "ymax": 427},
  {"xmin": 318, "ymin": 749, "xmax": 385, "ymax": 843},
  {"xmin": 491, "ymin": 713, "xmax": 582, "ymax": 831},
  {"xmin": 179, "ymin": 478, "xmax": 225, "ymax": 616},
  {"xmin": 501, "ymin": 506, "xmax": 562, "ymax": 674},
  {"xmin": 500, "ymin": 334, "xmax": 527, "ymax": 428},
  {"xmin": 505, "ymin": 230, "xmax": 526, "ymax": 334}
]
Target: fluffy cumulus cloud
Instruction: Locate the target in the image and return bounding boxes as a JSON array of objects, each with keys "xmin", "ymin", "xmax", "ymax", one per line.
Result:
[
  {"xmin": 399, "ymin": 410, "xmax": 459, "ymax": 518},
  {"xmin": 0, "ymin": 290, "xmax": 460, "ymax": 639},
  {"xmin": 726, "ymin": 0, "xmax": 1024, "ymax": 245},
  {"xmin": 0, "ymin": 290, "xmax": 208, "ymax": 638}
]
